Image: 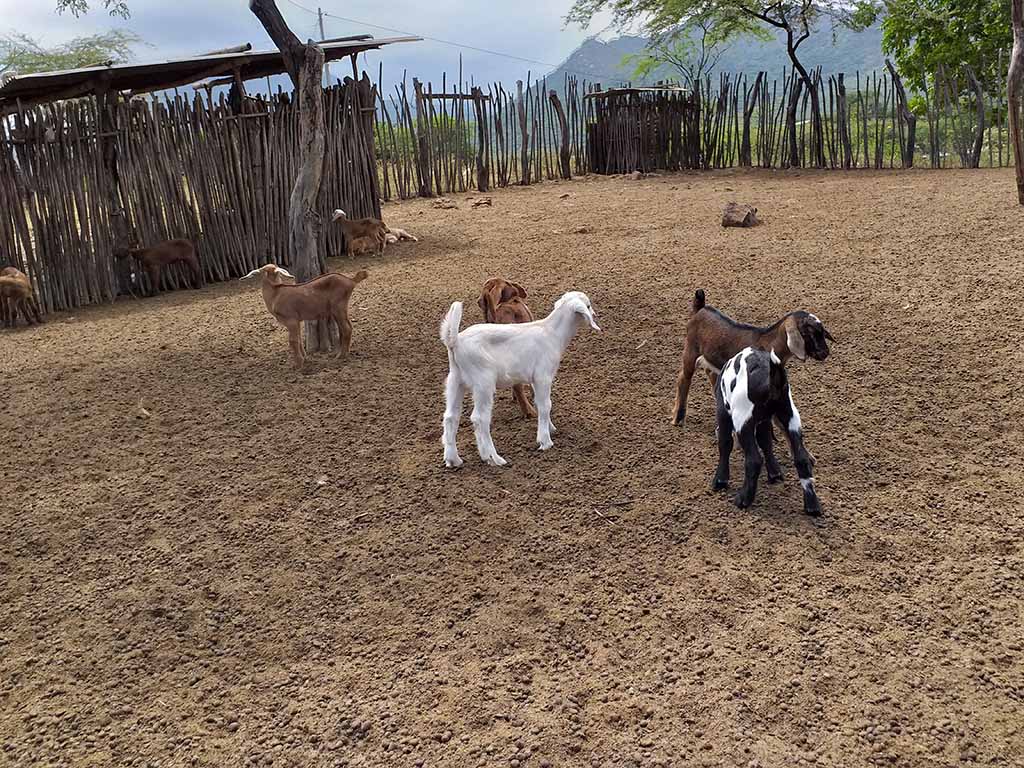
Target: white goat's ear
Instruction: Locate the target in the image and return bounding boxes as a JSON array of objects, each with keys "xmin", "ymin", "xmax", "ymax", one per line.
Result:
[
  {"xmin": 332, "ymin": 209, "xmax": 347, "ymax": 222},
  {"xmin": 579, "ymin": 303, "xmax": 601, "ymax": 332},
  {"xmin": 785, "ymin": 317, "xmax": 807, "ymax": 361},
  {"xmin": 240, "ymin": 268, "xmax": 262, "ymax": 281}
]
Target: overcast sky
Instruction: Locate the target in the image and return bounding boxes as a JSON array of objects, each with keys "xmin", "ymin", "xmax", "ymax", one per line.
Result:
[{"xmin": 2, "ymin": 0, "xmax": 619, "ymax": 90}]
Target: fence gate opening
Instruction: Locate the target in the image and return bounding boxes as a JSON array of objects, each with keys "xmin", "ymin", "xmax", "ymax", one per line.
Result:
[{"xmin": 585, "ymin": 86, "xmax": 700, "ymax": 175}]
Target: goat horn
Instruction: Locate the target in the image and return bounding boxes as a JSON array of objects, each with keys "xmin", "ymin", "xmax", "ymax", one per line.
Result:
[
  {"xmin": 240, "ymin": 268, "xmax": 262, "ymax": 280},
  {"xmin": 274, "ymin": 267, "xmax": 295, "ymax": 279}
]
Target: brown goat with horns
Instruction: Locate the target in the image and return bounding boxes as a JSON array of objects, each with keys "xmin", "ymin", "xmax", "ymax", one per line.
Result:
[{"xmin": 241, "ymin": 264, "xmax": 367, "ymax": 369}]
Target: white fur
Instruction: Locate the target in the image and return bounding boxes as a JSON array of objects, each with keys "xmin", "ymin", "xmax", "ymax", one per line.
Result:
[
  {"xmin": 719, "ymin": 348, "xmax": 756, "ymax": 433},
  {"xmin": 240, "ymin": 265, "xmax": 292, "ymax": 281},
  {"xmin": 440, "ymin": 291, "xmax": 600, "ymax": 468},
  {"xmin": 800, "ymin": 477, "xmax": 816, "ymax": 491},
  {"xmin": 787, "ymin": 390, "xmax": 802, "ymax": 433},
  {"xmin": 385, "ymin": 227, "xmax": 418, "ymax": 244},
  {"xmin": 332, "ymin": 208, "xmax": 347, "ymax": 222}
]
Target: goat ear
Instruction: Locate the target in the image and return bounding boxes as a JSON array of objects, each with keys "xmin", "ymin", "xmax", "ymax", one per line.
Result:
[
  {"xmin": 240, "ymin": 268, "xmax": 262, "ymax": 280},
  {"xmin": 477, "ymin": 290, "xmax": 491, "ymax": 321},
  {"xmin": 785, "ymin": 316, "xmax": 807, "ymax": 361},
  {"xmin": 274, "ymin": 266, "xmax": 294, "ymax": 279},
  {"xmin": 578, "ymin": 302, "xmax": 601, "ymax": 332},
  {"xmin": 510, "ymin": 281, "xmax": 528, "ymax": 300}
]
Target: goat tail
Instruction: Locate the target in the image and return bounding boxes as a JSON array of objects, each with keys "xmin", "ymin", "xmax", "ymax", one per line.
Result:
[
  {"xmin": 440, "ymin": 301, "xmax": 463, "ymax": 350},
  {"xmin": 351, "ymin": 269, "xmax": 369, "ymax": 284},
  {"xmin": 692, "ymin": 289, "xmax": 706, "ymax": 313}
]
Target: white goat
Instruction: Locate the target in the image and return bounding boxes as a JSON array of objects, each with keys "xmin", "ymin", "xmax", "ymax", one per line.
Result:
[{"xmin": 440, "ymin": 291, "xmax": 601, "ymax": 468}]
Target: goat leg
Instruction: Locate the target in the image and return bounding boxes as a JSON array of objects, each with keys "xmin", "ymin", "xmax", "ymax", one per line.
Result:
[
  {"xmin": 533, "ymin": 379, "xmax": 555, "ymax": 451},
  {"xmin": 512, "ymin": 384, "xmax": 537, "ymax": 419},
  {"xmin": 146, "ymin": 264, "xmax": 161, "ymax": 297},
  {"xmin": 712, "ymin": 406, "xmax": 733, "ymax": 491},
  {"xmin": 775, "ymin": 401, "xmax": 821, "ymax": 516},
  {"xmin": 756, "ymin": 420, "xmax": 784, "ymax": 483},
  {"xmin": 733, "ymin": 424, "xmax": 763, "ymax": 509},
  {"xmin": 470, "ymin": 386, "xmax": 506, "ymax": 466},
  {"xmin": 285, "ymin": 321, "xmax": 305, "ymax": 370},
  {"xmin": 672, "ymin": 348, "xmax": 698, "ymax": 426},
  {"xmin": 442, "ymin": 373, "xmax": 465, "ymax": 468}
]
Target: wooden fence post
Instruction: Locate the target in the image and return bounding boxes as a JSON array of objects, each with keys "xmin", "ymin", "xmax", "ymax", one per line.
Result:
[
  {"xmin": 548, "ymin": 90, "xmax": 572, "ymax": 180},
  {"xmin": 885, "ymin": 60, "xmax": 916, "ymax": 169},
  {"xmin": 1012, "ymin": 0, "xmax": 1024, "ymax": 203},
  {"xmin": 516, "ymin": 80, "xmax": 531, "ymax": 185},
  {"xmin": 413, "ymin": 78, "xmax": 433, "ymax": 197},
  {"xmin": 471, "ymin": 87, "xmax": 490, "ymax": 192}
]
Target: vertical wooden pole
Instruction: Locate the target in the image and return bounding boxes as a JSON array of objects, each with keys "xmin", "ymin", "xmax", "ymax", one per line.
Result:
[{"xmin": 1012, "ymin": 0, "xmax": 1024, "ymax": 202}]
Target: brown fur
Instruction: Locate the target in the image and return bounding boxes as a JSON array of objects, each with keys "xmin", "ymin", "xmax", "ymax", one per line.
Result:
[
  {"xmin": 671, "ymin": 290, "xmax": 833, "ymax": 426},
  {"xmin": 334, "ymin": 213, "xmax": 388, "ymax": 257},
  {"xmin": 478, "ymin": 278, "xmax": 536, "ymax": 418},
  {"xmin": 254, "ymin": 264, "xmax": 367, "ymax": 370},
  {"xmin": 115, "ymin": 238, "xmax": 202, "ymax": 296},
  {"xmin": 0, "ymin": 266, "xmax": 44, "ymax": 328}
]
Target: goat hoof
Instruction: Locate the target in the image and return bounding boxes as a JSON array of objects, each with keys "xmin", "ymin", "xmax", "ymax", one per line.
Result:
[
  {"xmin": 444, "ymin": 457, "xmax": 464, "ymax": 469},
  {"xmin": 767, "ymin": 470, "xmax": 785, "ymax": 484},
  {"xmin": 733, "ymin": 492, "xmax": 754, "ymax": 509},
  {"xmin": 485, "ymin": 454, "xmax": 507, "ymax": 467},
  {"xmin": 537, "ymin": 440, "xmax": 554, "ymax": 451},
  {"xmin": 711, "ymin": 476, "xmax": 729, "ymax": 492},
  {"xmin": 804, "ymin": 502, "xmax": 822, "ymax": 517}
]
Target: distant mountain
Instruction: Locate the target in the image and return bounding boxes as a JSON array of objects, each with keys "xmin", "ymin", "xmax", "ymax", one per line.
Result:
[{"xmin": 547, "ymin": 25, "xmax": 885, "ymax": 88}]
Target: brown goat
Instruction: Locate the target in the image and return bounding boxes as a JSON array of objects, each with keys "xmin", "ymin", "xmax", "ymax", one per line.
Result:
[
  {"xmin": 672, "ymin": 289, "xmax": 835, "ymax": 428},
  {"xmin": 242, "ymin": 264, "xmax": 367, "ymax": 369},
  {"xmin": 115, "ymin": 239, "xmax": 202, "ymax": 297},
  {"xmin": 332, "ymin": 209, "xmax": 387, "ymax": 257},
  {"xmin": 477, "ymin": 278, "xmax": 537, "ymax": 418},
  {"xmin": 0, "ymin": 266, "xmax": 43, "ymax": 328}
]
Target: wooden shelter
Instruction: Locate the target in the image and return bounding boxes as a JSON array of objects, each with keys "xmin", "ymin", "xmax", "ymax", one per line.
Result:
[
  {"xmin": 584, "ymin": 86, "xmax": 700, "ymax": 174},
  {"xmin": 0, "ymin": 36, "xmax": 417, "ymax": 313}
]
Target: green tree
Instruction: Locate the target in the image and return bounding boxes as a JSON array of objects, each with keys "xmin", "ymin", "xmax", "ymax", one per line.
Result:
[
  {"xmin": 56, "ymin": 0, "xmax": 130, "ymax": 16},
  {"xmin": 623, "ymin": 18, "xmax": 762, "ymax": 87},
  {"xmin": 853, "ymin": 0, "xmax": 1011, "ymax": 91},
  {"xmin": 568, "ymin": 0, "xmax": 862, "ymax": 166},
  {"xmin": 1, "ymin": 30, "xmax": 142, "ymax": 76}
]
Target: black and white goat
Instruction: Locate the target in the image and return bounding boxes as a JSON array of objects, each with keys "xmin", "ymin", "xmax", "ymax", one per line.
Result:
[{"xmin": 712, "ymin": 347, "xmax": 821, "ymax": 516}]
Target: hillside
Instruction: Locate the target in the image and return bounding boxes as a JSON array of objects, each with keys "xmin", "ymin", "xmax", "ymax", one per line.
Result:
[{"xmin": 547, "ymin": 25, "xmax": 885, "ymax": 87}]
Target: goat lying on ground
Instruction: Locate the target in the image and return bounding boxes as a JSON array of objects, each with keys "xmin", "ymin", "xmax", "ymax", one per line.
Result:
[
  {"xmin": 0, "ymin": 267, "xmax": 43, "ymax": 327},
  {"xmin": 440, "ymin": 291, "xmax": 600, "ymax": 468},
  {"xmin": 478, "ymin": 278, "xmax": 537, "ymax": 418},
  {"xmin": 114, "ymin": 239, "xmax": 202, "ymax": 297},
  {"xmin": 712, "ymin": 347, "xmax": 821, "ymax": 516},
  {"xmin": 241, "ymin": 264, "xmax": 367, "ymax": 369},
  {"xmin": 332, "ymin": 209, "xmax": 388, "ymax": 256},
  {"xmin": 385, "ymin": 227, "xmax": 418, "ymax": 245}
]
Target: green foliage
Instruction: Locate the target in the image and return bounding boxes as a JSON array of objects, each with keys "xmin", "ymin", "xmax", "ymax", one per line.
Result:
[
  {"xmin": 1, "ymin": 30, "xmax": 142, "ymax": 76},
  {"xmin": 375, "ymin": 115, "xmax": 476, "ymax": 164},
  {"xmin": 56, "ymin": 0, "xmax": 131, "ymax": 17},
  {"xmin": 855, "ymin": 0, "xmax": 1010, "ymax": 91}
]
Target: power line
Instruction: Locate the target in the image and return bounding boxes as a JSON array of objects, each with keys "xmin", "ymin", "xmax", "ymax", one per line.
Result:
[{"xmin": 279, "ymin": 0, "xmax": 626, "ymax": 82}]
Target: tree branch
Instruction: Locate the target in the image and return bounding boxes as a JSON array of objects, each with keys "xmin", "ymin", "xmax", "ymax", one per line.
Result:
[{"xmin": 248, "ymin": 0, "xmax": 305, "ymax": 85}]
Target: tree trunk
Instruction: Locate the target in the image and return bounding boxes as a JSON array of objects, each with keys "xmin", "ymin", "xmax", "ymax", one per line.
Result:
[
  {"xmin": 785, "ymin": 71, "xmax": 803, "ymax": 168},
  {"xmin": 965, "ymin": 66, "xmax": 986, "ymax": 169},
  {"xmin": 516, "ymin": 80, "xmax": 531, "ymax": 185},
  {"xmin": 548, "ymin": 90, "xmax": 572, "ymax": 179},
  {"xmin": 413, "ymin": 79, "xmax": 433, "ymax": 197},
  {"xmin": 785, "ymin": 34, "xmax": 824, "ymax": 168},
  {"xmin": 740, "ymin": 71, "xmax": 764, "ymax": 167},
  {"xmin": 249, "ymin": 0, "xmax": 333, "ymax": 353},
  {"xmin": 886, "ymin": 59, "xmax": 917, "ymax": 168},
  {"xmin": 471, "ymin": 87, "xmax": 490, "ymax": 192},
  {"xmin": 1011, "ymin": 0, "xmax": 1024, "ymax": 203}
]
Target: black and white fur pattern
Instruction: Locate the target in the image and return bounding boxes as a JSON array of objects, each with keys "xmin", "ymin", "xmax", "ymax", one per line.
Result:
[{"xmin": 712, "ymin": 347, "xmax": 821, "ymax": 516}]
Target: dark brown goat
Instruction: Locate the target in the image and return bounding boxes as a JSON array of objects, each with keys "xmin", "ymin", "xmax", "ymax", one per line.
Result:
[
  {"xmin": 241, "ymin": 264, "xmax": 367, "ymax": 369},
  {"xmin": 672, "ymin": 289, "xmax": 834, "ymax": 428},
  {"xmin": 0, "ymin": 266, "xmax": 43, "ymax": 327},
  {"xmin": 114, "ymin": 239, "xmax": 201, "ymax": 296}
]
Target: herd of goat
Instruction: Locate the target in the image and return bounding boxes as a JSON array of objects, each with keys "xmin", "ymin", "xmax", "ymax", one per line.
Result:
[{"xmin": 2, "ymin": 206, "xmax": 836, "ymax": 517}]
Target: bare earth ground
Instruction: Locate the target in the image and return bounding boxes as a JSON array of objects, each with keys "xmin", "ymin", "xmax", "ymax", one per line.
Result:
[{"xmin": 2, "ymin": 169, "xmax": 1023, "ymax": 768}]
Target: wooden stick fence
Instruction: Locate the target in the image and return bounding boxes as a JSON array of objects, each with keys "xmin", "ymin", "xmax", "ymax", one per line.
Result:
[{"xmin": 1, "ymin": 62, "xmax": 1015, "ymax": 318}]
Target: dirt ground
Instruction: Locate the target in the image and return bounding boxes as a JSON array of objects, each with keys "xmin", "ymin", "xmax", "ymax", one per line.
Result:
[{"xmin": 2, "ymin": 169, "xmax": 1023, "ymax": 768}]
